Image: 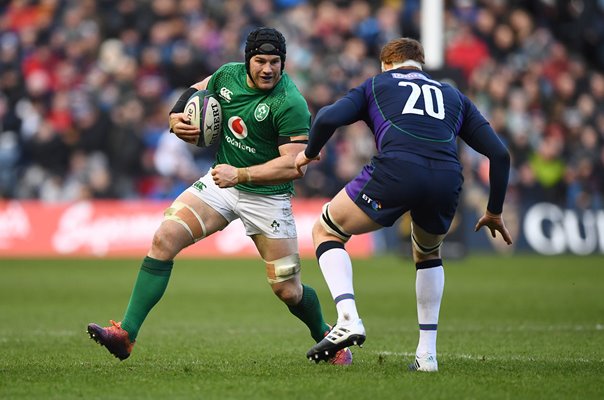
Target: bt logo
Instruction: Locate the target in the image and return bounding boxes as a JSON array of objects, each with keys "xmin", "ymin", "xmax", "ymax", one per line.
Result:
[{"xmin": 362, "ymin": 193, "xmax": 382, "ymax": 211}]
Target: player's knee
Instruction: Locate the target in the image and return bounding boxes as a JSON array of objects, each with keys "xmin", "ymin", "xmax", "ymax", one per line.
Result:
[
  {"xmin": 311, "ymin": 219, "xmax": 326, "ymax": 243},
  {"xmin": 265, "ymin": 254, "xmax": 301, "ymax": 285},
  {"xmin": 412, "ymin": 247, "xmax": 441, "ymax": 264},
  {"xmin": 317, "ymin": 202, "xmax": 351, "ymax": 243},
  {"xmin": 411, "ymin": 238, "xmax": 442, "ymax": 259},
  {"xmin": 150, "ymin": 226, "xmax": 182, "ymax": 259},
  {"xmin": 410, "ymin": 222, "xmax": 445, "ymax": 262},
  {"xmin": 271, "ymin": 281, "xmax": 302, "ymax": 305}
]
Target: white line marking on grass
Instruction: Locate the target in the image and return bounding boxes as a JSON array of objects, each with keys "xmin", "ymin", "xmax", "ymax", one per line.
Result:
[
  {"xmin": 441, "ymin": 324, "xmax": 604, "ymax": 332},
  {"xmin": 372, "ymin": 351, "xmax": 603, "ymax": 363}
]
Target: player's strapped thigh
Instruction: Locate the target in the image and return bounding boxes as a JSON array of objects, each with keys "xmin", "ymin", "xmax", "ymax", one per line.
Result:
[
  {"xmin": 320, "ymin": 202, "xmax": 352, "ymax": 242},
  {"xmin": 163, "ymin": 200, "xmax": 207, "ymax": 242},
  {"xmin": 411, "ymin": 221, "xmax": 446, "ymax": 255},
  {"xmin": 264, "ymin": 253, "xmax": 301, "ymax": 284}
]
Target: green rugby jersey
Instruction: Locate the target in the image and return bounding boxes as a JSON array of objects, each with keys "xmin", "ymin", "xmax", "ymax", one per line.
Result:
[{"xmin": 206, "ymin": 63, "xmax": 310, "ymax": 195}]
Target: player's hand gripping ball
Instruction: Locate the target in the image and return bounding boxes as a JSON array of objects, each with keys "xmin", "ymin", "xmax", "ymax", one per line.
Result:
[{"xmin": 184, "ymin": 90, "xmax": 222, "ymax": 147}]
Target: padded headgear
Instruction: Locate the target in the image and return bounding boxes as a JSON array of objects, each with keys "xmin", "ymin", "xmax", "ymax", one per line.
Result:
[{"xmin": 244, "ymin": 27, "xmax": 286, "ymax": 76}]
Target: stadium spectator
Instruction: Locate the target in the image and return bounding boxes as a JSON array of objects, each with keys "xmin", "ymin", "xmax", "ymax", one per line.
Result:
[{"xmin": 0, "ymin": 0, "xmax": 601, "ymax": 216}]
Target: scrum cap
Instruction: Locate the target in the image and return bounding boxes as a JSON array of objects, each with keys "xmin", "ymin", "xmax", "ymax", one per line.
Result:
[{"xmin": 244, "ymin": 27, "xmax": 286, "ymax": 75}]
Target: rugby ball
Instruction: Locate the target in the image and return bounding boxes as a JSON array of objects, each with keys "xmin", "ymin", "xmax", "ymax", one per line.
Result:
[{"xmin": 184, "ymin": 89, "xmax": 222, "ymax": 147}]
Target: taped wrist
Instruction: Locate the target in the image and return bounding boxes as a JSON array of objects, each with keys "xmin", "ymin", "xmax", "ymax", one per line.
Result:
[
  {"xmin": 169, "ymin": 87, "xmax": 197, "ymax": 115},
  {"xmin": 237, "ymin": 167, "xmax": 252, "ymax": 183}
]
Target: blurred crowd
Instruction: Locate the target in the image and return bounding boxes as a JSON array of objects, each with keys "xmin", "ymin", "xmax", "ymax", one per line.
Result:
[{"xmin": 1, "ymin": 0, "xmax": 603, "ymax": 211}]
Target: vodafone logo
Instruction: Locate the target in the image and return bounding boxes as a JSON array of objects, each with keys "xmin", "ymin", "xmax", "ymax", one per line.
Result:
[{"xmin": 228, "ymin": 116, "xmax": 248, "ymax": 139}]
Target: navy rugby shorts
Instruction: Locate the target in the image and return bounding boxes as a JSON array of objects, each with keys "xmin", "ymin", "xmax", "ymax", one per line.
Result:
[{"xmin": 345, "ymin": 154, "xmax": 463, "ymax": 234}]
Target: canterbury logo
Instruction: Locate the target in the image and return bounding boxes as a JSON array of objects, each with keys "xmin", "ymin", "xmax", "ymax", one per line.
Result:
[{"xmin": 220, "ymin": 87, "xmax": 232, "ymax": 102}]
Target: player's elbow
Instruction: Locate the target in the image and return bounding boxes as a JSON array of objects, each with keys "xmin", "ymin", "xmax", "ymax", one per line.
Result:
[
  {"xmin": 314, "ymin": 106, "xmax": 341, "ymax": 131},
  {"xmin": 491, "ymin": 147, "xmax": 511, "ymax": 170}
]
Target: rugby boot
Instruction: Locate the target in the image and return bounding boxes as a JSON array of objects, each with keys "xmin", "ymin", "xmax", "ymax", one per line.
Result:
[
  {"xmin": 87, "ymin": 320, "xmax": 134, "ymax": 360},
  {"xmin": 408, "ymin": 353, "xmax": 438, "ymax": 372},
  {"xmin": 308, "ymin": 319, "xmax": 365, "ymax": 363},
  {"xmin": 325, "ymin": 325, "xmax": 353, "ymax": 365}
]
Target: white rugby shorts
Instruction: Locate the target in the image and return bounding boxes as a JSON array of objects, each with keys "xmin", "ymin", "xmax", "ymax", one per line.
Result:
[{"xmin": 186, "ymin": 171, "xmax": 297, "ymax": 239}]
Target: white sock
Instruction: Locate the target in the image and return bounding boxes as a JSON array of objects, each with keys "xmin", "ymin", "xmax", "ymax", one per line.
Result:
[
  {"xmin": 415, "ymin": 265, "xmax": 444, "ymax": 355},
  {"xmin": 318, "ymin": 247, "xmax": 359, "ymax": 324}
]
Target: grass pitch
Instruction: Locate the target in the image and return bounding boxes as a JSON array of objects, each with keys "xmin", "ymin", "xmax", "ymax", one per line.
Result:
[{"xmin": 0, "ymin": 254, "xmax": 603, "ymax": 399}]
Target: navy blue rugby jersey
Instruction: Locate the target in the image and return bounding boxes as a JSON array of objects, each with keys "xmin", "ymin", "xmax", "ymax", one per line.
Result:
[
  {"xmin": 306, "ymin": 69, "xmax": 491, "ymax": 169},
  {"xmin": 305, "ymin": 68, "xmax": 510, "ymax": 214}
]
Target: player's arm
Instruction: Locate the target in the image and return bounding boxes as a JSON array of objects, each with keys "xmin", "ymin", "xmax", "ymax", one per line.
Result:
[
  {"xmin": 212, "ymin": 136, "xmax": 308, "ymax": 188},
  {"xmin": 247, "ymin": 136, "xmax": 309, "ymax": 183},
  {"xmin": 295, "ymin": 89, "xmax": 364, "ymax": 174},
  {"xmin": 305, "ymin": 93, "xmax": 364, "ymax": 159},
  {"xmin": 459, "ymin": 97, "xmax": 512, "ymax": 244},
  {"xmin": 168, "ymin": 76, "xmax": 212, "ymax": 143}
]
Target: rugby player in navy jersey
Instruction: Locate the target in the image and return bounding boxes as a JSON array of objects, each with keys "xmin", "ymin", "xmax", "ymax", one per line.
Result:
[{"xmin": 295, "ymin": 37, "xmax": 512, "ymax": 372}]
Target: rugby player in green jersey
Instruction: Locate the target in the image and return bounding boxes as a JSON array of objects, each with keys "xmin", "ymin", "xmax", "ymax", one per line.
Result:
[{"xmin": 87, "ymin": 27, "xmax": 352, "ymax": 365}]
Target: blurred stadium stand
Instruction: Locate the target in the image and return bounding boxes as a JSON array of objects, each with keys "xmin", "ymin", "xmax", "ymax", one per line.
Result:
[{"xmin": 1, "ymin": 0, "xmax": 603, "ymax": 256}]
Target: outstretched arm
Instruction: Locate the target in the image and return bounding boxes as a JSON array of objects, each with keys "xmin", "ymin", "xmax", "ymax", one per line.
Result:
[
  {"xmin": 295, "ymin": 94, "xmax": 364, "ymax": 174},
  {"xmin": 304, "ymin": 97, "xmax": 362, "ymax": 159},
  {"xmin": 461, "ymin": 119, "xmax": 513, "ymax": 245}
]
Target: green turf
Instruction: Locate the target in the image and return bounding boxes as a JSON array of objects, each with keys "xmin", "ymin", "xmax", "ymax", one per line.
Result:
[{"xmin": 1, "ymin": 255, "xmax": 603, "ymax": 399}]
